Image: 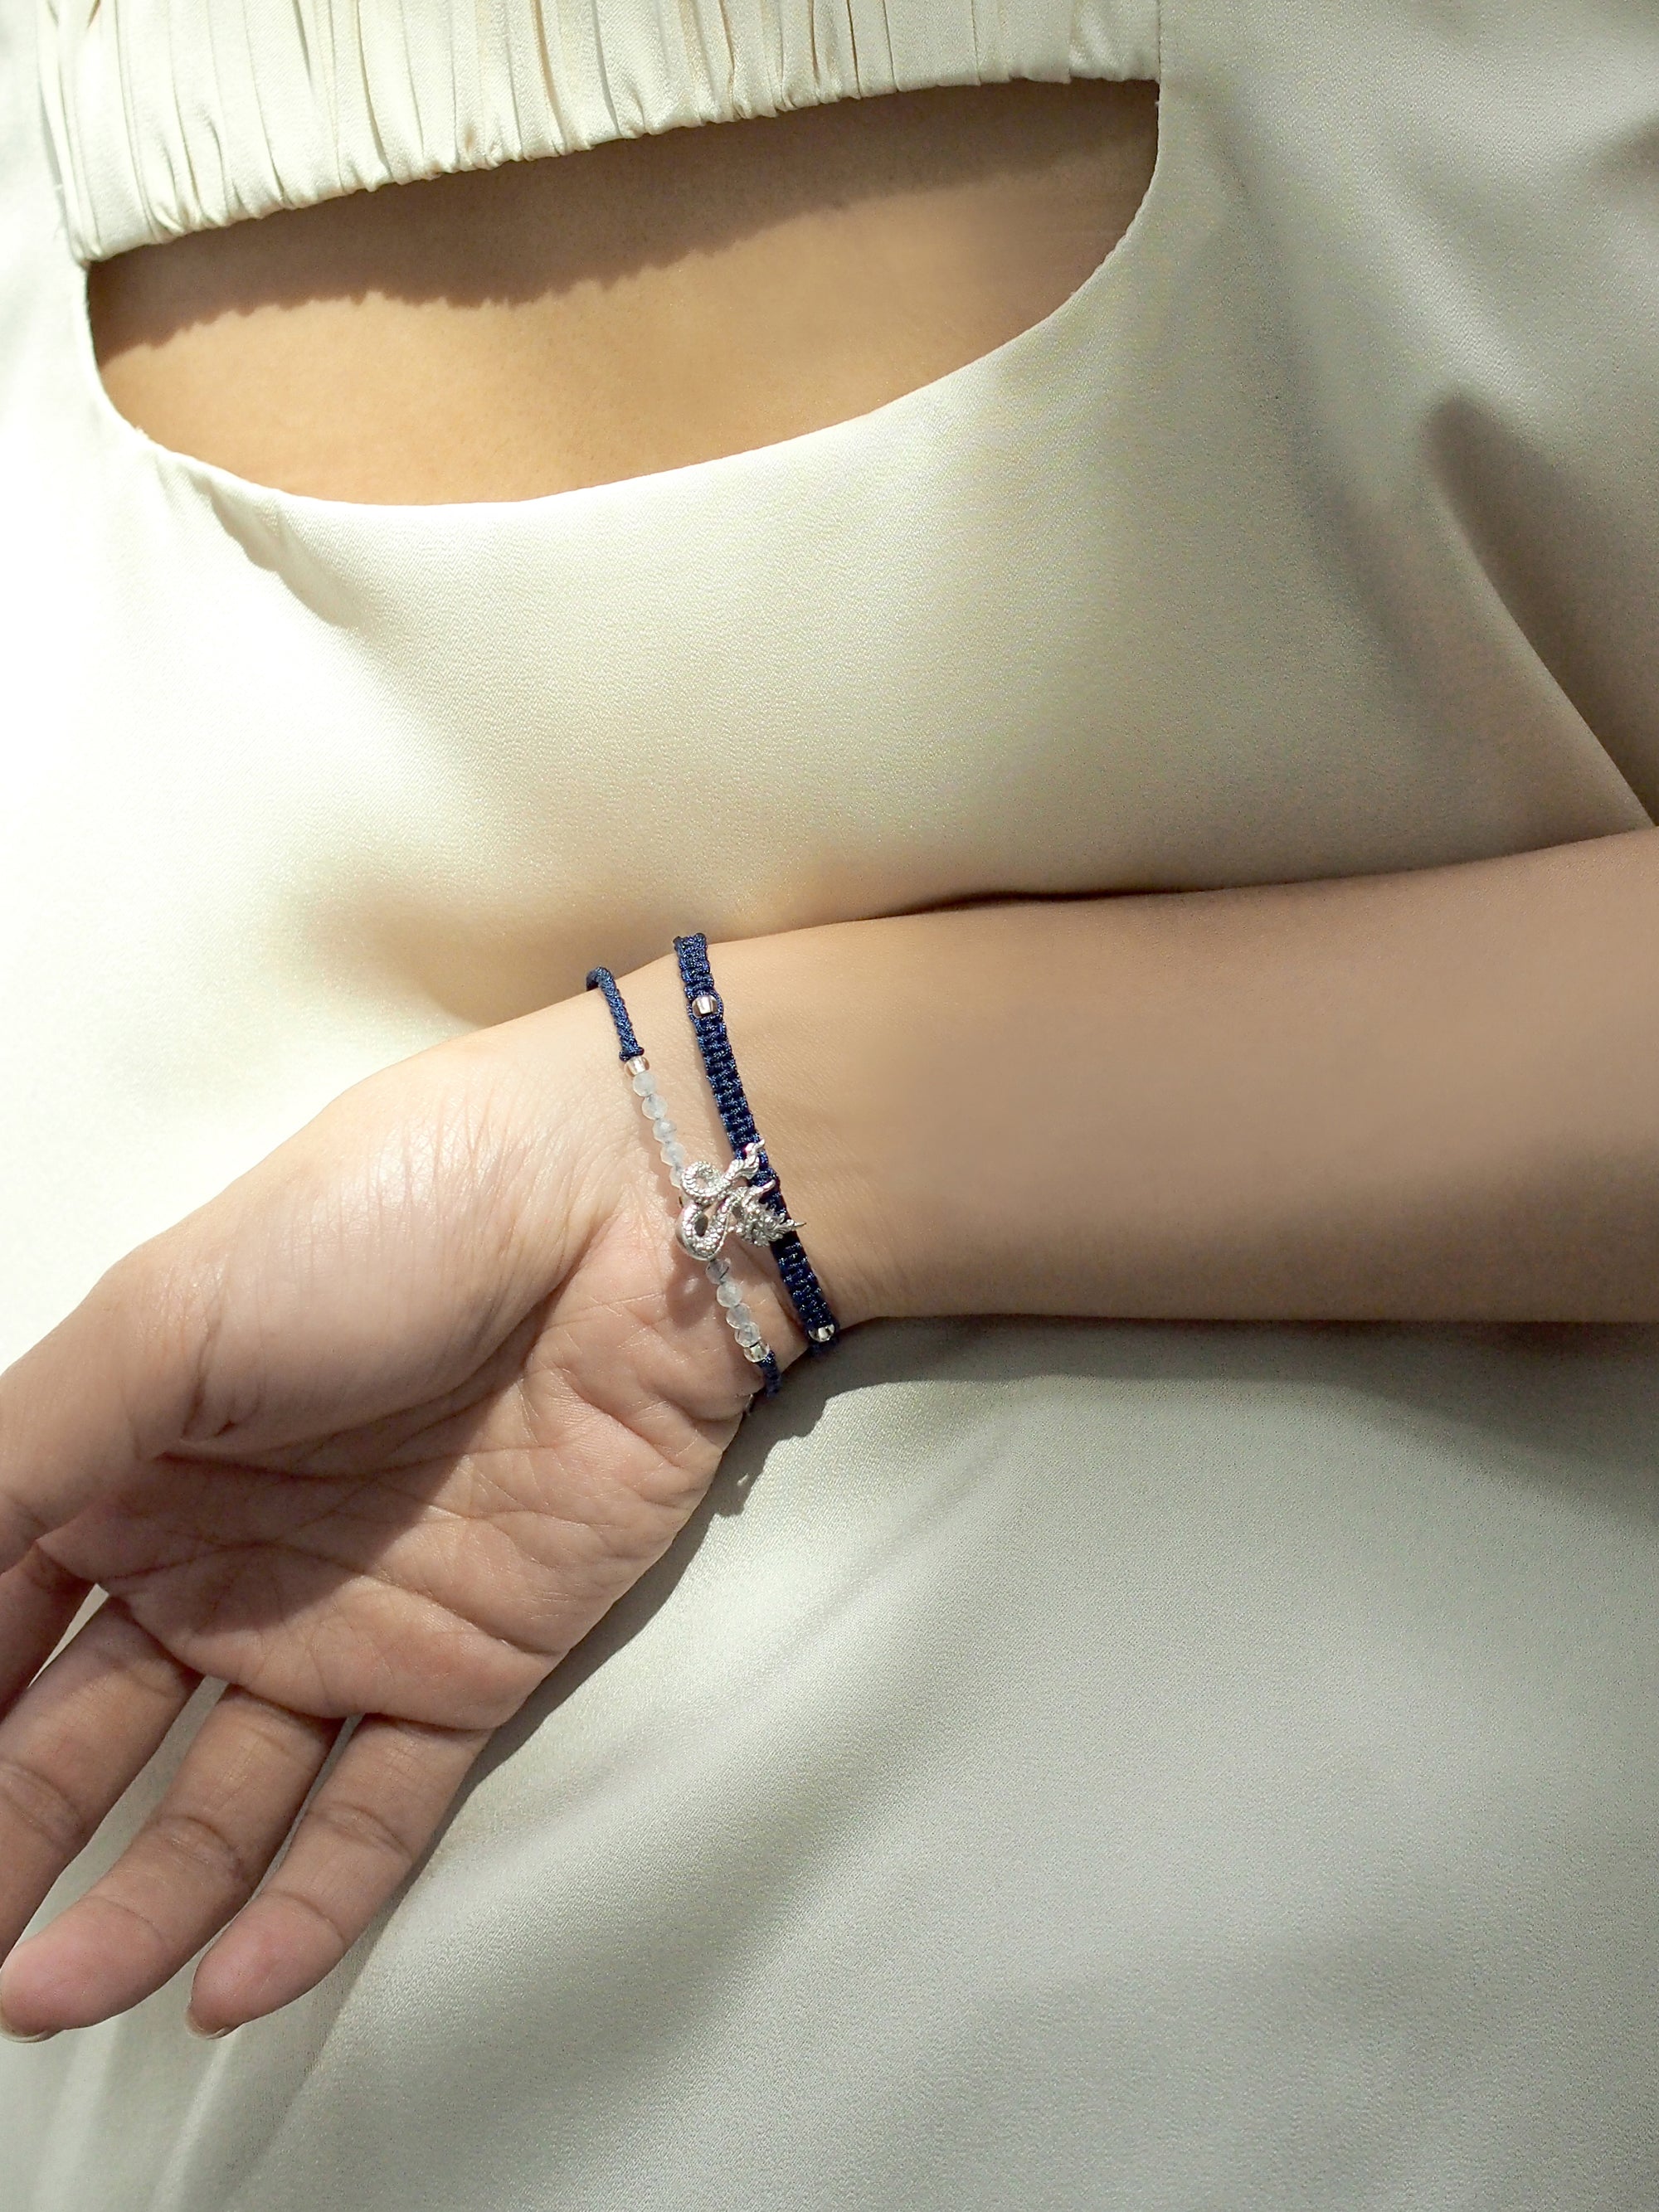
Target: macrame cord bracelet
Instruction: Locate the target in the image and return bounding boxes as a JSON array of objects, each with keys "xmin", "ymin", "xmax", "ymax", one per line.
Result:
[
  {"xmin": 673, "ymin": 934, "xmax": 841, "ymax": 1352},
  {"xmin": 585, "ymin": 965, "xmax": 783, "ymax": 1398}
]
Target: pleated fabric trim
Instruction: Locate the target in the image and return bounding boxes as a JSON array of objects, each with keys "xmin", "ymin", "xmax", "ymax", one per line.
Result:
[{"xmin": 38, "ymin": 0, "xmax": 1159, "ymax": 263}]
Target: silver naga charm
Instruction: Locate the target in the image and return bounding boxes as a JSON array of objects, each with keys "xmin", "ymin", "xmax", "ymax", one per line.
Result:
[{"xmin": 674, "ymin": 1143, "xmax": 802, "ymax": 1262}]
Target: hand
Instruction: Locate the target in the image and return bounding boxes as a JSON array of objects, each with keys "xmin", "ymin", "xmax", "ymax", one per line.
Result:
[{"xmin": 0, "ymin": 980, "xmax": 802, "ymax": 2039}]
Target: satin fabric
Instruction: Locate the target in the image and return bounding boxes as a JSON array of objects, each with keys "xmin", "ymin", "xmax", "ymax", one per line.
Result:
[
  {"xmin": 39, "ymin": 0, "xmax": 1160, "ymax": 261},
  {"xmin": 2, "ymin": 0, "xmax": 1657, "ymax": 2202}
]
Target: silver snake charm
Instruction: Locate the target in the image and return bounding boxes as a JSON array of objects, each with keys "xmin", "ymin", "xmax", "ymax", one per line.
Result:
[{"xmin": 674, "ymin": 1142, "xmax": 803, "ymax": 1262}]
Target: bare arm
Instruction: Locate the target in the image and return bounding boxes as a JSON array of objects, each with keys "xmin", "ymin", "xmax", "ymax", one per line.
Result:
[{"xmin": 619, "ymin": 825, "xmax": 1659, "ymax": 1330}]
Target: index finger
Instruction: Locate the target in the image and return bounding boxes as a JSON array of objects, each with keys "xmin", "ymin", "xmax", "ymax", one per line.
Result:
[
  {"xmin": 0, "ymin": 1247, "xmax": 209, "ymax": 1573},
  {"xmin": 0, "ymin": 1549, "xmax": 92, "ymax": 1715}
]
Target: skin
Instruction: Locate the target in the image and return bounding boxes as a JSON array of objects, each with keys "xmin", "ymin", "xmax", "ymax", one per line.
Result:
[{"xmin": 2, "ymin": 80, "xmax": 1657, "ymax": 2042}]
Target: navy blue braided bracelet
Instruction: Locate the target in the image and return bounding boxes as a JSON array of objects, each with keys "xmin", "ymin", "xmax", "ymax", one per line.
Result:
[
  {"xmin": 585, "ymin": 963, "xmax": 645, "ymax": 1063},
  {"xmin": 673, "ymin": 934, "xmax": 842, "ymax": 1353}
]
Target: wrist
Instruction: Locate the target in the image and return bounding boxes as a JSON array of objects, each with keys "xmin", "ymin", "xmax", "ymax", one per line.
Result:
[
  {"xmin": 600, "ymin": 951, "xmax": 814, "ymax": 1373},
  {"xmin": 616, "ymin": 935, "xmax": 899, "ymax": 1337}
]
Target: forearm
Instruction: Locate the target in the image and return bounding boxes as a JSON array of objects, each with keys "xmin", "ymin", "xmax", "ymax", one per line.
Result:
[{"xmin": 622, "ymin": 827, "xmax": 1659, "ymax": 1328}]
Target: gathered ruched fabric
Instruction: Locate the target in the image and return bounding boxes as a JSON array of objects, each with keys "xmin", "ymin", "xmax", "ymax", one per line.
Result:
[{"xmin": 38, "ymin": 0, "xmax": 1160, "ymax": 261}]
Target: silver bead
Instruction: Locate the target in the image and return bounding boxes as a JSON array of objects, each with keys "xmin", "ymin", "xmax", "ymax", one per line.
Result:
[
  {"xmin": 811, "ymin": 1324, "xmax": 837, "ymax": 1344},
  {"xmin": 692, "ymin": 992, "xmax": 721, "ymax": 1018},
  {"xmin": 739, "ymin": 1338, "xmax": 771, "ymax": 1364}
]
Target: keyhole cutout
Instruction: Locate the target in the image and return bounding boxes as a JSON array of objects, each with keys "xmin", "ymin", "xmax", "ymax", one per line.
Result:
[{"xmin": 89, "ymin": 79, "xmax": 1158, "ymax": 505}]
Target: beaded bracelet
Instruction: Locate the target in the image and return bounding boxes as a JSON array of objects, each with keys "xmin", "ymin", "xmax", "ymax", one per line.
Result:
[
  {"xmin": 585, "ymin": 965, "xmax": 783, "ymax": 1398},
  {"xmin": 673, "ymin": 934, "xmax": 841, "ymax": 1352}
]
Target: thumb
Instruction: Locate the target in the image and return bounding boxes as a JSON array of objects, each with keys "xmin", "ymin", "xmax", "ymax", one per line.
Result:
[{"xmin": 0, "ymin": 1242, "xmax": 212, "ymax": 1573}]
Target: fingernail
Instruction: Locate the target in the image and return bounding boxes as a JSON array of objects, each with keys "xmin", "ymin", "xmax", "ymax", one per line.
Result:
[
  {"xmin": 183, "ymin": 2008, "xmax": 234, "ymax": 2041},
  {"xmin": 0, "ymin": 2015, "xmax": 58, "ymax": 2044}
]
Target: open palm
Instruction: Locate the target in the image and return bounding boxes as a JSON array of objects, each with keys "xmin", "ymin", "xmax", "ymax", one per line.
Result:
[{"xmin": 0, "ymin": 998, "xmax": 794, "ymax": 2039}]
